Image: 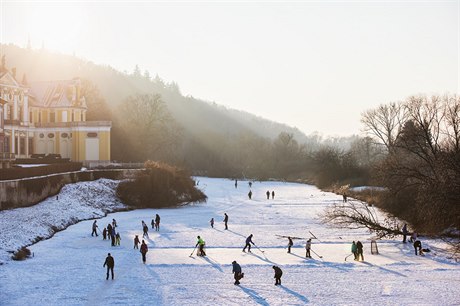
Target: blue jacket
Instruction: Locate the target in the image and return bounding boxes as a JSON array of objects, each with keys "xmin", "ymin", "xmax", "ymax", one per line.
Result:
[{"xmin": 246, "ymin": 235, "xmax": 253, "ymax": 245}]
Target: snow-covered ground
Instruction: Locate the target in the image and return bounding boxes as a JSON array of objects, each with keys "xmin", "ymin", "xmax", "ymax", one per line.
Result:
[{"xmin": 0, "ymin": 177, "xmax": 459, "ymax": 305}]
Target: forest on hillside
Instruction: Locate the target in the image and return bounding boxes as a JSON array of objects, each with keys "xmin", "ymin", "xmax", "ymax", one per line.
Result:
[{"xmin": 2, "ymin": 44, "xmax": 459, "ymax": 236}]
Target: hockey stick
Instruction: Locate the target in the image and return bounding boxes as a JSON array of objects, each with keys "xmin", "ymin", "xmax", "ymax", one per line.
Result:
[
  {"xmin": 189, "ymin": 246, "xmax": 197, "ymax": 257},
  {"xmin": 310, "ymin": 249, "xmax": 323, "ymax": 259},
  {"xmin": 309, "ymin": 231, "xmax": 322, "ymax": 243},
  {"xmin": 344, "ymin": 253, "xmax": 353, "ymax": 261},
  {"xmin": 253, "ymin": 244, "xmax": 265, "ymax": 254}
]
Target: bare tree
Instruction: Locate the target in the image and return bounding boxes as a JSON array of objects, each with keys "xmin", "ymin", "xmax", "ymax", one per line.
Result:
[
  {"xmin": 321, "ymin": 200, "xmax": 402, "ymax": 238},
  {"xmin": 361, "ymin": 102, "xmax": 408, "ymax": 152}
]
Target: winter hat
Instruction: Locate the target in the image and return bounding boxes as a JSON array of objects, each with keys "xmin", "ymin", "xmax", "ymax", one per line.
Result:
[
  {"xmin": 232, "ymin": 261, "xmax": 236, "ymax": 264},
  {"xmin": 108, "ymin": 253, "xmax": 111, "ymax": 256}
]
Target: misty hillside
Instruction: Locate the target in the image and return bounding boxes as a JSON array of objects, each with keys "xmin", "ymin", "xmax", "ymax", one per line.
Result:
[{"xmin": 1, "ymin": 44, "xmax": 309, "ymax": 143}]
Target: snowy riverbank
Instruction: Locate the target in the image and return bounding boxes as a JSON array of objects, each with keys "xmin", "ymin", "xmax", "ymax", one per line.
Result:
[{"xmin": 0, "ymin": 179, "xmax": 126, "ymax": 263}]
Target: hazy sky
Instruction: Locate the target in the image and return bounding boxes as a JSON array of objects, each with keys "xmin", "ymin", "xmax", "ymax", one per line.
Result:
[{"xmin": 1, "ymin": 0, "xmax": 458, "ymax": 136}]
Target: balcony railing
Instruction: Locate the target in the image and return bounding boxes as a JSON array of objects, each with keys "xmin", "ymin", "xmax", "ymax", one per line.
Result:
[
  {"xmin": 0, "ymin": 152, "xmax": 15, "ymax": 160},
  {"xmin": 32, "ymin": 121, "xmax": 112, "ymax": 128}
]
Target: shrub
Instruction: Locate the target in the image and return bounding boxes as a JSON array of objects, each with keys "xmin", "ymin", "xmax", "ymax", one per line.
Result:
[{"xmin": 117, "ymin": 161, "xmax": 207, "ymax": 208}]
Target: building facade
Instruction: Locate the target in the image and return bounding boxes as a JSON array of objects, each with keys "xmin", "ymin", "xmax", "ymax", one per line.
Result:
[{"xmin": 0, "ymin": 70, "xmax": 111, "ymax": 162}]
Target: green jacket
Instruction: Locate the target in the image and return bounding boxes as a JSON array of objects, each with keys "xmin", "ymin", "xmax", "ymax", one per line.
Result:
[
  {"xmin": 351, "ymin": 243, "xmax": 357, "ymax": 252},
  {"xmin": 197, "ymin": 238, "xmax": 205, "ymax": 246}
]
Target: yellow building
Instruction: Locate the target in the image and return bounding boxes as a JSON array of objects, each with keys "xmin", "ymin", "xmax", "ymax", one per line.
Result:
[{"xmin": 0, "ymin": 70, "xmax": 111, "ymax": 162}]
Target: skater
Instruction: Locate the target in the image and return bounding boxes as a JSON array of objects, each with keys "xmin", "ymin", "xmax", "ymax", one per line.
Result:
[
  {"xmin": 102, "ymin": 228, "xmax": 107, "ymax": 240},
  {"xmin": 266, "ymin": 190, "xmax": 270, "ymax": 199},
  {"xmin": 287, "ymin": 237, "xmax": 293, "ymax": 253},
  {"xmin": 249, "ymin": 181, "xmax": 252, "ymax": 188},
  {"xmin": 155, "ymin": 214, "xmax": 160, "ymax": 231},
  {"xmin": 402, "ymin": 223, "xmax": 408, "ymax": 243},
  {"xmin": 272, "ymin": 266, "xmax": 283, "ymax": 285},
  {"xmin": 107, "ymin": 223, "xmax": 113, "ymax": 235},
  {"xmin": 112, "ymin": 219, "xmax": 117, "ymax": 228},
  {"xmin": 140, "ymin": 240, "xmax": 148, "ymax": 263},
  {"xmin": 248, "ymin": 190, "xmax": 252, "ymax": 200},
  {"xmin": 151, "ymin": 219, "xmax": 155, "ymax": 230},
  {"xmin": 103, "ymin": 253, "xmax": 114, "ymax": 280},
  {"xmin": 111, "ymin": 227, "xmax": 116, "ymax": 247},
  {"xmin": 343, "ymin": 194, "xmax": 348, "ymax": 203},
  {"xmin": 414, "ymin": 239, "xmax": 423, "ymax": 255},
  {"xmin": 235, "ymin": 179, "xmax": 238, "ymax": 188},
  {"xmin": 196, "ymin": 236, "xmax": 206, "ymax": 256},
  {"xmin": 142, "ymin": 221, "xmax": 149, "ymax": 239},
  {"xmin": 134, "ymin": 235, "xmax": 140, "ymax": 249},
  {"xmin": 210, "ymin": 218, "xmax": 214, "ymax": 228},
  {"xmin": 115, "ymin": 232, "xmax": 121, "ymax": 246},
  {"xmin": 351, "ymin": 241, "xmax": 358, "ymax": 260},
  {"xmin": 410, "ymin": 232, "xmax": 417, "ymax": 243},
  {"xmin": 243, "ymin": 234, "xmax": 254, "ymax": 252},
  {"xmin": 305, "ymin": 238, "xmax": 312, "ymax": 258},
  {"xmin": 271, "ymin": 191, "xmax": 275, "ymax": 199},
  {"xmin": 92, "ymin": 220, "xmax": 99, "ymax": 237},
  {"xmin": 223, "ymin": 213, "xmax": 229, "ymax": 230},
  {"xmin": 232, "ymin": 261, "xmax": 243, "ymax": 285},
  {"xmin": 356, "ymin": 241, "xmax": 364, "ymax": 261}
]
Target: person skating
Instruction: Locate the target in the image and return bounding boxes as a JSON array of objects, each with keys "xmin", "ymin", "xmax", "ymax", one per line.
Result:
[
  {"xmin": 142, "ymin": 221, "xmax": 149, "ymax": 239},
  {"xmin": 151, "ymin": 219, "xmax": 155, "ymax": 230},
  {"xmin": 140, "ymin": 240, "xmax": 148, "ymax": 263},
  {"xmin": 351, "ymin": 241, "xmax": 358, "ymax": 260},
  {"xmin": 235, "ymin": 179, "xmax": 238, "ymax": 188},
  {"xmin": 249, "ymin": 181, "xmax": 252, "ymax": 188},
  {"xmin": 155, "ymin": 214, "xmax": 161, "ymax": 231},
  {"xmin": 272, "ymin": 191, "xmax": 275, "ymax": 199},
  {"xmin": 223, "ymin": 213, "xmax": 229, "ymax": 230},
  {"xmin": 410, "ymin": 232, "xmax": 418, "ymax": 243},
  {"xmin": 243, "ymin": 234, "xmax": 255, "ymax": 252},
  {"xmin": 103, "ymin": 253, "xmax": 115, "ymax": 280},
  {"xmin": 210, "ymin": 218, "xmax": 214, "ymax": 228},
  {"xmin": 272, "ymin": 266, "xmax": 283, "ymax": 285},
  {"xmin": 287, "ymin": 237, "xmax": 293, "ymax": 253},
  {"xmin": 92, "ymin": 220, "xmax": 99, "ymax": 237},
  {"xmin": 102, "ymin": 228, "xmax": 107, "ymax": 240},
  {"xmin": 248, "ymin": 190, "xmax": 252, "ymax": 200},
  {"xmin": 112, "ymin": 219, "xmax": 117, "ymax": 228},
  {"xmin": 343, "ymin": 194, "xmax": 348, "ymax": 203},
  {"xmin": 305, "ymin": 239, "xmax": 312, "ymax": 258},
  {"xmin": 196, "ymin": 236, "xmax": 206, "ymax": 256},
  {"xmin": 402, "ymin": 223, "xmax": 408, "ymax": 243},
  {"xmin": 356, "ymin": 241, "xmax": 364, "ymax": 261},
  {"xmin": 266, "ymin": 190, "xmax": 270, "ymax": 200},
  {"xmin": 107, "ymin": 223, "xmax": 113, "ymax": 236},
  {"xmin": 414, "ymin": 240, "xmax": 423, "ymax": 255},
  {"xmin": 232, "ymin": 261, "xmax": 243, "ymax": 285},
  {"xmin": 134, "ymin": 235, "xmax": 140, "ymax": 249},
  {"xmin": 115, "ymin": 232, "xmax": 121, "ymax": 246}
]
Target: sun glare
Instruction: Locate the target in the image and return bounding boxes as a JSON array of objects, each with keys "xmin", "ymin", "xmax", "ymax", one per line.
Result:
[{"xmin": 22, "ymin": 3, "xmax": 86, "ymax": 53}]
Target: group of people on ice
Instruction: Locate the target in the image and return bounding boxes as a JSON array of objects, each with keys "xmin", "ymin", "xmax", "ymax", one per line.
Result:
[
  {"xmin": 402, "ymin": 223, "xmax": 428, "ymax": 256},
  {"xmin": 231, "ymin": 260, "xmax": 283, "ymax": 286},
  {"xmin": 92, "ymin": 219, "xmax": 121, "ymax": 247}
]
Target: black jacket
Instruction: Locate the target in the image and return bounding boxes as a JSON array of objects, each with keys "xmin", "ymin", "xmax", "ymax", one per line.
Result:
[
  {"xmin": 273, "ymin": 266, "xmax": 283, "ymax": 277},
  {"xmin": 104, "ymin": 255, "xmax": 114, "ymax": 268}
]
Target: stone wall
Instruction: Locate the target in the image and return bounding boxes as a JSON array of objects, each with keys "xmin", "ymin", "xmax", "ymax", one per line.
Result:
[{"xmin": 0, "ymin": 169, "xmax": 143, "ymax": 210}]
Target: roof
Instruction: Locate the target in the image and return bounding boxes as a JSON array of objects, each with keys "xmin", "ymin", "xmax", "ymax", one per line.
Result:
[{"xmin": 29, "ymin": 79, "xmax": 86, "ymax": 109}]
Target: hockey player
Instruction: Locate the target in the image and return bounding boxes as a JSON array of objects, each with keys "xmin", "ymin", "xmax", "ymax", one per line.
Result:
[
  {"xmin": 243, "ymin": 234, "xmax": 255, "ymax": 252},
  {"xmin": 248, "ymin": 190, "xmax": 252, "ymax": 200},
  {"xmin": 414, "ymin": 240, "xmax": 423, "ymax": 255},
  {"xmin": 287, "ymin": 237, "xmax": 293, "ymax": 254},
  {"xmin": 210, "ymin": 218, "xmax": 214, "ymax": 228},
  {"xmin": 356, "ymin": 241, "xmax": 364, "ymax": 261},
  {"xmin": 115, "ymin": 232, "xmax": 121, "ymax": 246},
  {"xmin": 102, "ymin": 228, "xmax": 107, "ymax": 240},
  {"xmin": 223, "ymin": 213, "xmax": 229, "ymax": 230},
  {"xmin": 266, "ymin": 190, "xmax": 270, "ymax": 199},
  {"xmin": 305, "ymin": 239, "xmax": 312, "ymax": 258},
  {"xmin": 142, "ymin": 221, "xmax": 149, "ymax": 239},
  {"xmin": 273, "ymin": 266, "xmax": 283, "ymax": 285},
  {"xmin": 196, "ymin": 236, "xmax": 206, "ymax": 256},
  {"xmin": 351, "ymin": 241, "xmax": 358, "ymax": 260}
]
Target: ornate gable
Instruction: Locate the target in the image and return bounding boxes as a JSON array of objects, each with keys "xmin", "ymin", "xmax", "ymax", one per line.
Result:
[{"xmin": 0, "ymin": 72, "xmax": 21, "ymax": 88}]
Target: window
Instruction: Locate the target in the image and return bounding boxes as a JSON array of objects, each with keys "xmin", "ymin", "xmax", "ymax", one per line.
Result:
[
  {"xmin": 87, "ymin": 132, "xmax": 98, "ymax": 138},
  {"xmin": 29, "ymin": 111, "xmax": 33, "ymax": 123},
  {"xmin": 50, "ymin": 112, "xmax": 56, "ymax": 123},
  {"xmin": 28, "ymin": 138, "xmax": 34, "ymax": 155},
  {"xmin": 48, "ymin": 133, "xmax": 55, "ymax": 138},
  {"xmin": 38, "ymin": 112, "xmax": 42, "ymax": 123},
  {"xmin": 4, "ymin": 136, "xmax": 9, "ymax": 153}
]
